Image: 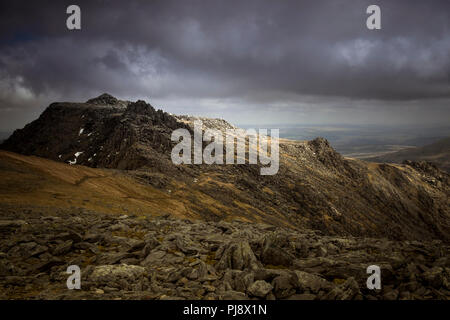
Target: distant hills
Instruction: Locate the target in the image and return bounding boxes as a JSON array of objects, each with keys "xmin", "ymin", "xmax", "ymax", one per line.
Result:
[{"xmin": 363, "ymin": 137, "xmax": 450, "ymax": 173}]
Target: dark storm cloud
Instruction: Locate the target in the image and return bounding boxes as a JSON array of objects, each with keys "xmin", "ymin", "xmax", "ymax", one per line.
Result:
[{"xmin": 0, "ymin": 0, "xmax": 449, "ymax": 130}]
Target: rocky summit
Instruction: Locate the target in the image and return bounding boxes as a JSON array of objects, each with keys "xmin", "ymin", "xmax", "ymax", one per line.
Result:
[{"xmin": 0, "ymin": 94, "xmax": 449, "ymax": 300}]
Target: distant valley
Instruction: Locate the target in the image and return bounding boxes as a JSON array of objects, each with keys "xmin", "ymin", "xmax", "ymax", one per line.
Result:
[
  {"xmin": 363, "ymin": 137, "xmax": 450, "ymax": 173},
  {"xmin": 238, "ymin": 124, "xmax": 450, "ymax": 161}
]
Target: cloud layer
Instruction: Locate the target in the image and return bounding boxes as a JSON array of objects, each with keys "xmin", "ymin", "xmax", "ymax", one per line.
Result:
[{"xmin": 0, "ymin": 0, "xmax": 449, "ymax": 130}]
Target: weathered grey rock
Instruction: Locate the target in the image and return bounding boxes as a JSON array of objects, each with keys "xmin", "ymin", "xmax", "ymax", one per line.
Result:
[
  {"xmin": 167, "ymin": 270, "xmax": 183, "ymax": 283},
  {"xmin": 34, "ymin": 258, "xmax": 64, "ymax": 272},
  {"xmin": 254, "ymin": 268, "xmax": 287, "ymax": 282},
  {"xmin": 74, "ymin": 242, "xmax": 99, "ymax": 254},
  {"xmin": 8, "ymin": 242, "xmax": 47, "ymax": 258},
  {"xmin": 260, "ymin": 233, "xmax": 294, "ymax": 267},
  {"xmin": 383, "ymin": 290, "xmax": 399, "ymax": 300},
  {"xmin": 247, "ymin": 280, "xmax": 273, "ymax": 298},
  {"xmin": 272, "ymin": 274, "xmax": 297, "ymax": 299},
  {"xmin": 53, "ymin": 231, "xmax": 83, "ymax": 243},
  {"xmin": 159, "ymin": 295, "xmax": 186, "ymax": 300},
  {"xmin": 203, "ymin": 284, "xmax": 216, "ymax": 293},
  {"xmin": 89, "ymin": 264, "xmax": 147, "ymax": 289},
  {"xmin": 294, "ymin": 270, "xmax": 333, "ymax": 293},
  {"xmin": 110, "ymin": 236, "xmax": 142, "ymax": 251},
  {"xmin": 52, "ymin": 240, "xmax": 73, "ymax": 256},
  {"xmin": 287, "ymin": 293, "xmax": 316, "ymax": 300},
  {"xmin": 83, "ymin": 233, "xmax": 104, "ymax": 243},
  {"xmin": 0, "ymin": 220, "xmax": 27, "ymax": 232},
  {"xmin": 215, "ymin": 240, "xmax": 261, "ymax": 271},
  {"xmin": 175, "ymin": 235, "xmax": 198, "ymax": 255},
  {"xmin": 97, "ymin": 252, "xmax": 135, "ymax": 265},
  {"xmin": 399, "ymin": 291, "xmax": 411, "ymax": 300},
  {"xmin": 141, "ymin": 250, "xmax": 166, "ymax": 267},
  {"xmin": 233, "ymin": 271, "xmax": 255, "ymax": 293},
  {"xmin": 187, "ymin": 268, "xmax": 199, "ymax": 280},
  {"xmin": 0, "ymin": 259, "xmax": 15, "ymax": 276},
  {"xmin": 421, "ymin": 267, "xmax": 447, "ymax": 288},
  {"xmin": 127, "ymin": 240, "xmax": 145, "ymax": 253},
  {"xmin": 142, "ymin": 236, "xmax": 160, "ymax": 255},
  {"xmin": 220, "ymin": 290, "xmax": 248, "ymax": 300},
  {"xmin": 324, "ymin": 277, "xmax": 361, "ymax": 300}
]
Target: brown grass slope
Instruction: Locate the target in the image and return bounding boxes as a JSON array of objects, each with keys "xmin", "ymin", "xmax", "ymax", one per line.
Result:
[{"xmin": 0, "ymin": 151, "xmax": 186, "ymax": 217}]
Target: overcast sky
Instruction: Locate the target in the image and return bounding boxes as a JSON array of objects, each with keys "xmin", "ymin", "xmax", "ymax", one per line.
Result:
[{"xmin": 0, "ymin": 0, "xmax": 449, "ymax": 131}]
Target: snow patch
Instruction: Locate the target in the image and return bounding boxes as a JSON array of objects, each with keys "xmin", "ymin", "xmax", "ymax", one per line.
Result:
[{"xmin": 68, "ymin": 151, "xmax": 83, "ymax": 165}]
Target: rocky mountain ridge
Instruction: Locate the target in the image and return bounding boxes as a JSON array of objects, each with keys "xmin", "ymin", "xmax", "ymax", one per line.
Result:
[{"xmin": 1, "ymin": 94, "xmax": 449, "ymax": 242}]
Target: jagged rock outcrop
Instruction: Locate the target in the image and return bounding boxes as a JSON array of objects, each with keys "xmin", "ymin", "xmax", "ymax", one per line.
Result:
[
  {"xmin": 86, "ymin": 93, "xmax": 122, "ymax": 106},
  {"xmin": 1, "ymin": 94, "xmax": 189, "ymax": 171},
  {"xmin": 215, "ymin": 240, "xmax": 261, "ymax": 271},
  {"xmin": 403, "ymin": 160, "xmax": 449, "ymax": 186}
]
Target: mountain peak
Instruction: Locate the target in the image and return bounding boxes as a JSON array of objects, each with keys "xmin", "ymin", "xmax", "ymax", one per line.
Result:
[
  {"xmin": 86, "ymin": 93, "xmax": 119, "ymax": 105},
  {"xmin": 125, "ymin": 99, "xmax": 155, "ymax": 114}
]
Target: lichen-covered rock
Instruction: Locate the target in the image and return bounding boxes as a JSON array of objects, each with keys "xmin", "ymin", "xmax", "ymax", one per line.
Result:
[
  {"xmin": 215, "ymin": 240, "xmax": 261, "ymax": 271},
  {"xmin": 272, "ymin": 274, "xmax": 297, "ymax": 299},
  {"xmin": 260, "ymin": 233, "xmax": 294, "ymax": 267},
  {"xmin": 247, "ymin": 280, "xmax": 273, "ymax": 298},
  {"xmin": 89, "ymin": 264, "xmax": 147, "ymax": 290},
  {"xmin": 324, "ymin": 277, "xmax": 362, "ymax": 300},
  {"xmin": 294, "ymin": 270, "xmax": 333, "ymax": 293}
]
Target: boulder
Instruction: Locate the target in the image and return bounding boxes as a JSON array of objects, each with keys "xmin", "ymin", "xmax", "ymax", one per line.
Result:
[
  {"xmin": 247, "ymin": 280, "xmax": 273, "ymax": 298},
  {"xmin": 272, "ymin": 274, "xmax": 297, "ymax": 299},
  {"xmin": 89, "ymin": 264, "xmax": 147, "ymax": 290},
  {"xmin": 294, "ymin": 270, "xmax": 333, "ymax": 293},
  {"xmin": 260, "ymin": 233, "xmax": 294, "ymax": 267},
  {"xmin": 215, "ymin": 240, "xmax": 261, "ymax": 271},
  {"xmin": 324, "ymin": 277, "xmax": 361, "ymax": 300}
]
